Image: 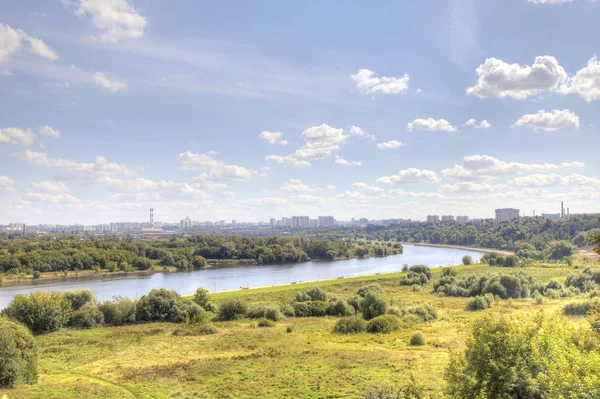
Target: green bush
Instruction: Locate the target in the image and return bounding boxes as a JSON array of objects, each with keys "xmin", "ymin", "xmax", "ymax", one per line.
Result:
[
  {"xmin": 99, "ymin": 297, "xmax": 137, "ymax": 326},
  {"xmin": 136, "ymin": 289, "xmax": 204, "ymax": 323},
  {"xmin": 563, "ymin": 300, "xmax": 595, "ymax": 316},
  {"xmin": 192, "ymin": 288, "xmax": 210, "ymax": 308},
  {"xmin": 466, "ymin": 295, "xmax": 494, "ymax": 311},
  {"xmin": 218, "ymin": 300, "xmax": 248, "ymax": 321},
  {"xmin": 441, "ymin": 267, "xmax": 458, "ymax": 277},
  {"xmin": 172, "ymin": 324, "xmax": 217, "ymax": 336},
  {"xmin": 69, "ymin": 302, "xmax": 104, "ymax": 329},
  {"xmin": 32, "ymin": 271, "xmax": 40, "ymax": 279},
  {"xmin": 445, "ymin": 312, "xmax": 600, "ymax": 398},
  {"xmin": 333, "ymin": 316, "xmax": 367, "ymax": 334},
  {"xmin": 64, "ymin": 289, "xmax": 98, "ymax": 311},
  {"xmin": 359, "ymin": 291, "xmax": 389, "ymax": 320},
  {"xmin": 0, "ymin": 318, "xmax": 37, "ymax": 388},
  {"xmin": 1, "ymin": 291, "xmax": 72, "ymax": 334},
  {"xmin": 257, "ymin": 318, "xmax": 275, "ymax": 327},
  {"xmin": 286, "ymin": 326, "xmax": 293, "ymax": 333},
  {"xmin": 327, "ymin": 300, "xmax": 355, "ymax": 317},
  {"xmin": 295, "ymin": 286, "xmax": 328, "ymax": 302},
  {"xmin": 357, "ymin": 283, "xmax": 384, "ymax": 298},
  {"xmin": 247, "ymin": 304, "xmax": 283, "ymax": 321},
  {"xmin": 410, "ymin": 331, "xmax": 426, "ymax": 346},
  {"xmin": 280, "ymin": 304, "xmax": 295, "ymax": 317},
  {"xmin": 292, "ymin": 301, "xmax": 328, "ymax": 317},
  {"xmin": 462, "ymin": 255, "xmax": 473, "ymax": 265},
  {"xmin": 366, "ymin": 315, "xmax": 400, "ymax": 334},
  {"xmin": 401, "ymin": 303, "xmax": 439, "ymax": 322}
]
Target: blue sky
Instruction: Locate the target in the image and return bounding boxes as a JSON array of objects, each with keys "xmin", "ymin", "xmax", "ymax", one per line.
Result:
[{"xmin": 1, "ymin": 0, "xmax": 600, "ymax": 224}]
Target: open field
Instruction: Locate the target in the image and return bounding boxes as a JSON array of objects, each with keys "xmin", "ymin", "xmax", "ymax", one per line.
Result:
[{"xmin": 1, "ymin": 261, "xmax": 598, "ymax": 399}]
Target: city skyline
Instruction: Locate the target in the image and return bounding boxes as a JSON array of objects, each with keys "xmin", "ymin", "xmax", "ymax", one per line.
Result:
[{"xmin": 2, "ymin": 1, "xmax": 600, "ymax": 225}]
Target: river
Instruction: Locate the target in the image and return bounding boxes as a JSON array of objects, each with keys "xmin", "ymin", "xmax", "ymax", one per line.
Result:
[{"xmin": 0, "ymin": 244, "xmax": 484, "ymax": 308}]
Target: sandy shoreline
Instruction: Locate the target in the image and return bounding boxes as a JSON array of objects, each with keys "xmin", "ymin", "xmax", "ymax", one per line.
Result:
[{"xmin": 409, "ymin": 242, "xmax": 514, "ymax": 256}]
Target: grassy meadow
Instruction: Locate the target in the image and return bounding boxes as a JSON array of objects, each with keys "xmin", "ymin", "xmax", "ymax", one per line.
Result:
[{"xmin": 1, "ymin": 261, "xmax": 597, "ymax": 399}]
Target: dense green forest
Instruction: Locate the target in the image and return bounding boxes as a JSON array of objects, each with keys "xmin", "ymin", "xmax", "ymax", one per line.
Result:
[{"xmin": 0, "ymin": 234, "xmax": 402, "ymax": 276}]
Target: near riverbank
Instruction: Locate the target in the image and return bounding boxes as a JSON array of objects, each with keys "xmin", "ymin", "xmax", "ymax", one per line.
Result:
[{"xmin": 409, "ymin": 242, "xmax": 514, "ymax": 256}]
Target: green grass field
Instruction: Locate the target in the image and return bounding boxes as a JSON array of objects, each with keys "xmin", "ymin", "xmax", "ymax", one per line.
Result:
[{"xmin": 1, "ymin": 262, "xmax": 595, "ymax": 399}]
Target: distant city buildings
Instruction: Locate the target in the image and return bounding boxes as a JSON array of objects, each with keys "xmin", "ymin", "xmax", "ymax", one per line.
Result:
[
  {"xmin": 427, "ymin": 215, "xmax": 440, "ymax": 223},
  {"xmin": 495, "ymin": 208, "xmax": 520, "ymax": 223},
  {"xmin": 318, "ymin": 216, "xmax": 335, "ymax": 227},
  {"xmin": 456, "ymin": 215, "xmax": 469, "ymax": 222},
  {"xmin": 441, "ymin": 215, "xmax": 455, "ymax": 222},
  {"xmin": 180, "ymin": 217, "xmax": 192, "ymax": 229},
  {"xmin": 542, "ymin": 213, "xmax": 561, "ymax": 219}
]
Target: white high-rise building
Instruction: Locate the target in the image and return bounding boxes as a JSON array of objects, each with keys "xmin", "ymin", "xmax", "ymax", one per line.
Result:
[
  {"xmin": 318, "ymin": 216, "xmax": 335, "ymax": 227},
  {"xmin": 456, "ymin": 216, "xmax": 469, "ymax": 222},
  {"xmin": 180, "ymin": 217, "xmax": 192, "ymax": 229},
  {"xmin": 292, "ymin": 216, "xmax": 310, "ymax": 228},
  {"xmin": 495, "ymin": 208, "xmax": 519, "ymax": 223},
  {"xmin": 426, "ymin": 215, "xmax": 440, "ymax": 223},
  {"xmin": 309, "ymin": 219, "xmax": 319, "ymax": 228},
  {"xmin": 281, "ymin": 217, "xmax": 292, "ymax": 227},
  {"xmin": 441, "ymin": 215, "xmax": 455, "ymax": 222},
  {"xmin": 270, "ymin": 218, "xmax": 277, "ymax": 228}
]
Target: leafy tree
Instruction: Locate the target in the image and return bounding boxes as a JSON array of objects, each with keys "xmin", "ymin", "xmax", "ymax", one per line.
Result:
[
  {"xmin": 218, "ymin": 300, "xmax": 248, "ymax": 321},
  {"xmin": 445, "ymin": 312, "xmax": 600, "ymax": 398},
  {"xmin": 359, "ymin": 291, "xmax": 389, "ymax": 320},
  {"xmin": 135, "ymin": 289, "xmax": 203, "ymax": 323},
  {"xmin": 0, "ymin": 318, "xmax": 37, "ymax": 388},
  {"xmin": 462, "ymin": 255, "xmax": 473, "ymax": 265},
  {"xmin": 2, "ymin": 291, "xmax": 72, "ymax": 334},
  {"xmin": 546, "ymin": 240, "xmax": 575, "ymax": 260}
]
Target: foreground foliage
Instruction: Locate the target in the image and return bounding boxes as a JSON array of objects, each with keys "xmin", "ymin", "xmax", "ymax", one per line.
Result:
[{"xmin": 0, "ymin": 318, "xmax": 37, "ymax": 389}]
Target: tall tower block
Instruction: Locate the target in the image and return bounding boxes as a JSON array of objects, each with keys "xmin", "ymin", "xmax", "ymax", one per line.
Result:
[{"xmin": 150, "ymin": 208, "xmax": 154, "ymax": 228}]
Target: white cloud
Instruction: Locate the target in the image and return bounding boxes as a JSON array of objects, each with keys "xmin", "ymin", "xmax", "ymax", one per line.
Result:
[
  {"xmin": 513, "ymin": 109, "xmax": 580, "ymax": 132},
  {"xmin": 266, "ymin": 123, "xmax": 356, "ymax": 168},
  {"xmin": 0, "ymin": 127, "xmax": 34, "ymax": 146},
  {"xmin": 259, "ymin": 131, "xmax": 287, "ymax": 145},
  {"xmin": 279, "ymin": 179, "xmax": 322, "ymax": 193},
  {"xmin": 39, "ymin": 125, "xmax": 61, "ymax": 138},
  {"xmin": 31, "ymin": 181, "xmax": 69, "ymax": 194},
  {"xmin": 17, "ymin": 149, "xmax": 137, "ymax": 182},
  {"xmin": 25, "ymin": 192, "xmax": 81, "ymax": 204},
  {"xmin": 376, "ymin": 168, "xmax": 442, "ymax": 184},
  {"xmin": 352, "ymin": 182, "xmax": 386, "ymax": 197},
  {"xmin": 415, "ymin": 88, "xmax": 422, "ymax": 95},
  {"xmin": 0, "ymin": 176, "xmax": 15, "ymax": 192},
  {"xmin": 377, "ymin": 140, "xmax": 405, "ymax": 150},
  {"xmin": 463, "ymin": 119, "xmax": 492, "ymax": 129},
  {"xmin": 327, "ymin": 185, "xmax": 336, "ymax": 191},
  {"xmin": 104, "ymin": 178, "xmax": 210, "ymax": 200},
  {"xmin": 559, "ymin": 56, "xmax": 600, "ymax": 102},
  {"xmin": 349, "ymin": 126, "xmax": 376, "ymax": 140},
  {"xmin": 509, "ymin": 173, "xmax": 600, "ymax": 187},
  {"xmin": 94, "ymin": 72, "xmax": 128, "ymax": 92},
  {"xmin": 0, "ymin": 23, "xmax": 59, "ymax": 62},
  {"xmin": 407, "ymin": 118, "xmax": 457, "ymax": 132},
  {"xmin": 439, "ymin": 182, "xmax": 501, "ymax": 193},
  {"xmin": 335, "ymin": 155, "xmax": 361, "ymax": 166},
  {"xmin": 351, "ymin": 69, "xmax": 410, "ymax": 94},
  {"xmin": 466, "ymin": 56, "xmax": 567, "ymax": 99},
  {"xmin": 442, "ymin": 154, "xmax": 585, "ymax": 181},
  {"xmin": 0, "ymin": 69, "xmax": 13, "ymax": 76},
  {"xmin": 529, "ymin": 0, "xmax": 573, "ymax": 3},
  {"xmin": 192, "ymin": 175, "xmax": 229, "ymax": 190},
  {"xmin": 62, "ymin": 0, "xmax": 147, "ymax": 43},
  {"xmin": 178, "ymin": 151, "xmax": 256, "ymax": 181}
]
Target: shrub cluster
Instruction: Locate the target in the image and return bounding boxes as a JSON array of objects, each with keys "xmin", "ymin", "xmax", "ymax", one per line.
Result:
[
  {"xmin": 257, "ymin": 319, "xmax": 275, "ymax": 327},
  {"xmin": 333, "ymin": 316, "xmax": 367, "ymax": 334},
  {"xmin": 99, "ymin": 296, "xmax": 137, "ymax": 326},
  {"xmin": 247, "ymin": 304, "xmax": 283, "ymax": 321},
  {"xmin": 1, "ymin": 291, "xmax": 73, "ymax": 334},
  {"xmin": 563, "ymin": 299, "xmax": 596, "ymax": 316},
  {"xmin": 292, "ymin": 286, "xmax": 355, "ymax": 318},
  {"xmin": 218, "ymin": 300, "xmax": 248, "ymax": 321},
  {"xmin": 293, "ymin": 301, "xmax": 328, "ymax": 317},
  {"xmin": 0, "ymin": 318, "xmax": 38, "ymax": 388},
  {"xmin": 295, "ymin": 286, "xmax": 328, "ymax": 302},
  {"xmin": 466, "ymin": 294, "xmax": 495, "ymax": 311},
  {"xmin": 410, "ymin": 331, "xmax": 426, "ymax": 346},
  {"xmin": 172, "ymin": 324, "xmax": 217, "ymax": 336},
  {"xmin": 135, "ymin": 289, "xmax": 204, "ymax": 323},
  {"xmin": 399, "ymin": 265, "xmax": 431, "ymax": 286},
  {"xmin": 565, "ymin": 267, "xmax": 600, "ymax": 293},
  {"xmin": 434, "ymin": 271, "xmax": 541, "ymax": 299},
  {"xmin": 366, "ymin": 315, "xmax": 400, "ymax": 334},
  {"xmin": 481, "ymin": 252, "xmax": 520, "ymax": 267}
]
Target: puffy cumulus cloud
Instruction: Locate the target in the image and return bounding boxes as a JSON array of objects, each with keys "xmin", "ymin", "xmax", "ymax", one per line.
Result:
[
  {"xmin": 30, "ymin": 181, "xmax": 69, "ymax": 194},
  {"xmin": 351, "ymin": 69, "xmax": 410, "ymax": 94},
  {"xmin": 24, "ymin": 192, "xmax": 81, "ymax": 204},
  {"xmin": 0, "ymin": 176, "xmax": 16, "ymax": 192},
  {"xmin": 559, "ymin": 56, "xmax": 600, "ymax": 102},
  {"xmin": 439, "ymin": 182, "xmax": 503, "ymax": 193},
  {"xmin": 508, "ymin": 173, "xmax": 600, "ymax": 187},
  {"xmin": 513, "ymin": 109, "xmax": 580, "ymax": 132},
  {"xmin": 0, "ymin": 127, "xmax": 34, "ymax": 146},
  {"xmin": 334, "ymin": 155, "xmax": 361, "ymax": 166},
  {"xmin": 0, "ymin": 23, "xmax": 59, "ymax": 62},
  {"xmin": 377, "ymin": 140, "xmax": 405, "ymax": 150},
  {"xmin": 103, "ymin": 178, "xmax": 210, "ymax": 200},
  {"xmin": 279, "ymin": 179, "xmax": 322, "ymax": 193},
  {"xmin": 39, "ymin": 125, "xmax": 60, "ymax": 138},
  {"xmin": 376, "ymin": 168, "xmax": 441, "ymax": 184},
  {"xmin": 16, "ymin": 149, "xmax": 137, "ymax": 182},
  {"xmin": 387, "ymin": 189, "xmax": 445, "ymax": 199},
  {"xmin": 192, "ymin": 175, "xmax": 229, "ymax": 189},
  {"xmin": 463, "ymin": 119, "xmax": 492, "ymax": 129},
  {"xmin": 290, "ymin": 194, "xmax": 337, "ymax": 204},
  {"xmin": 62, "ymin": 0, "xmax": 147, "ymax": 43},
  {"xmin": 349, "ymin": 126, "xmax": 376, "ymax": 140},
  {"xmin": 178, "ymin": 151, "xmax": 256, "ymax": 181},
  {"xmin": 407, "ymin": 118, "xmax": 457, "ymax": 132},
  {"xmin": 266, "ymin": 123, "xmax": 364, "ymax": 168},
  {"xmin": 94, "ymin": 72, "xmax": 128, "ymax": 92},
  {"xmin": 466, "ymin": 56, "xmax": 567, "ymax": 99},
  {"xmin": 258, "ymin": 131, "xmax": 287, "ymax": 145},
  {"xmin": 352, "ymin": 182, "xmax": 386, "ymax": 197},
  {"xmin": 442, "ymin": 154, "xmax": 585, "ymax": 181}
]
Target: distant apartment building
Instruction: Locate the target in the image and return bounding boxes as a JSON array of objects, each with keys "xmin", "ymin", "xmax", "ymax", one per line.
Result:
[
  {"xmin": 456, "ymin": 215, "xmax": 470, "ymax": 223},
  {"xmin": 426, "ymin": 215, "xmax": 440, "ymax": 223},
  {"xmin": 441, "ymin": 215, "xmax": 455, "ymax": 222},
  {"xmin": 270, "ymin": 218, "xmax": 277, "ymax": 228},
  {"xmin": 180, "ymin": 217, "xmax": 192, "ymax": 229},
  {"xmin": 309, "ymin": 219, "xmax": 319, "ymax": 228},
  {"xmin": 281, "ymin": 217, "xmax": 292, "ymax": 227},
  {"xmin": 292, "ymin": 216, "xmax": 310, "ymax": 228},
  {"xmin": 359, "ymin": 218, "xmax": 369, "ymax": 226},
  {"xmin": 495, "ymin": 208, "xmax": 519, "ymax": 223},
  {"xmin": 318, "ymin": 216, "xmax": 335, "ymax": 227}
]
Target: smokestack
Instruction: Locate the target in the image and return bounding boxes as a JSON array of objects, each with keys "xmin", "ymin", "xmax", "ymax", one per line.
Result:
[
  {"xmin": 23, "ymin": 224, "xmax": 26, "ymax": 236},
  {"xmin": 561, "ymin": 201, "xmax": 564, "ymax": 218}
]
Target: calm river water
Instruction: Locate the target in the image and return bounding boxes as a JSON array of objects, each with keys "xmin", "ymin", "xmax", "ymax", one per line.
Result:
[{"xmin": 0, "ymin": 244, "xmax": 484, "ymax": 308}]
